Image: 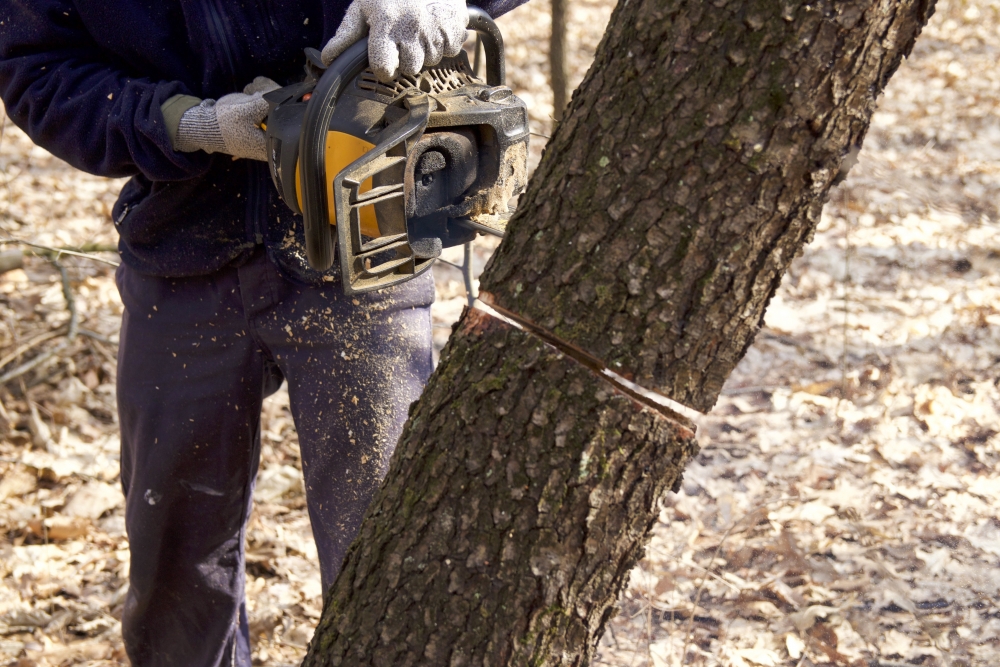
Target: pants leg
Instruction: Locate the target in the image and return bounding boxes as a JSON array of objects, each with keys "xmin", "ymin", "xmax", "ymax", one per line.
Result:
[
  {"xmin": 247, "ymin": 260, "xmax": 434, "ymax": 589},
  {"xmin": 117, "ymin": 249, "xmax": 433, "ymax": 665},
  {"xmin": 116, "ymin": 263, "xmax": 281, "ymax": 667}
]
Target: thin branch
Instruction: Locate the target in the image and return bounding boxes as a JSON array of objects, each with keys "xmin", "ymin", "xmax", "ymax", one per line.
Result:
[
  {"xmin": 0, "ymin": 257, "xmax": 80, "ymax": 386},
  {"xmin": 647, "ymin": 545, "xmax": 742, "ymax": 593},
  {"xmin": 678, "ymin": 494, "xmax": 805, "ymax": 663},
  {"xmin": 680, "ymin": 520, "xmax": 736, "ymax": 664},
  {"xmin": 839, "ymin": 210, "xmax": 853, "ymax": 413},
  {"xmin": 720, "ymin": 384, "xmax": 783, "ymax": 396},
  {"xmin": 83, "ymin": 332, "xmax": 119, "ymax": 367},
  {"xmin": 78, "ymin": 327, "xmax": 116, "ymax": 346},
  {"xmin": 0, "ymin": 391, "xmax": 11, "ymax": 427},
  {"xmin": 53, "ymin": 257, "xmax": 80, "ymax": 342},
  {"xmin": 0, "ymin": 341, "xmax": 68, "ymax": 387},
  {"xmin": 0, "ymin": 327, "xmax": 65, "ymax": 371},
  {"xmin": 0, "ymin": 237, "xmax": 120, "ymax": 266},
  {"xmin": 435, "ymin": 258, "xmax": 465, "ymax": 271}
]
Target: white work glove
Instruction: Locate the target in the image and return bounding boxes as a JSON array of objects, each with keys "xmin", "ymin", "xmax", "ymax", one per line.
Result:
[
  {"xmin": 173, "ymin": 77, "xmax": 281, "ymax": 162},
  {"xmin": 322, "ymin": 0, "xmax": 469, "ymax": 82}
]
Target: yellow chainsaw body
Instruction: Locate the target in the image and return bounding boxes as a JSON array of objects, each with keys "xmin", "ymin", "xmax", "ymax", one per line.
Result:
[{"xmin": 294, "ymin": 131, "xmax": 378, "ymax": 237}]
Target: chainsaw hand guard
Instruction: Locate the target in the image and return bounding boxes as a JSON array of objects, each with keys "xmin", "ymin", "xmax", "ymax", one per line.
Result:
[
  {"xmin": 265, "ymin": 6, "xmax": 529, "ymax": 295},
  {"xmin": 333, "ymin": 93, "xmax": 434, "ymax": 291}
]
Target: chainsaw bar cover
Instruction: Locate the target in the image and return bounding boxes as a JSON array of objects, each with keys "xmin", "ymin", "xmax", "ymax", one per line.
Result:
[{"xmin": 263, "ymin": 7, "xmax": 529, "ymax": 294}]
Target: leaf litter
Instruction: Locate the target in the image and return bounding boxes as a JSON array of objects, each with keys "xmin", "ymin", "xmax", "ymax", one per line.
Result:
[
  {"xmin": 592, "ymin": 1, "xmax": 1000, "ymax": 665},
  {"xmin": 0, "ymin": 0, "xmax": 997, "ymax": 665}
]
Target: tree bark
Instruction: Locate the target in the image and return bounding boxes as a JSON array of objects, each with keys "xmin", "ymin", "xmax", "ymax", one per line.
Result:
[
  {"xmin": 303, "ymin": 1, "xmax": 935, "ymax": 665},
  {"xmin": 306, "ymin": 311, "xmax": 696, "ymax": 665}
]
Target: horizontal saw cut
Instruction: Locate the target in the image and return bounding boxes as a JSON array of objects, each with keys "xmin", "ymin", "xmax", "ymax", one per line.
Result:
[
  {"xmin": 304, "ymin": 308, "xmax": 698, "ymax": 666},
  {"xmin": 478, "ymin": 0, "xmax": 936, "ymax": 412}
]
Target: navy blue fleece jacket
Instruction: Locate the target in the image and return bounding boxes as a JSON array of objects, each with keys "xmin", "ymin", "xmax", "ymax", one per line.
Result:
[{"xmin": 0, "ymin": 0, "xmax": 525, "ymax": 280}]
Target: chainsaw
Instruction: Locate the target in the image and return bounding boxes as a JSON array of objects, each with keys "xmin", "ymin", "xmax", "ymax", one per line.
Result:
[{"xmin": 263, "ymin": 7, "xmax": 529, "ymax": 294}]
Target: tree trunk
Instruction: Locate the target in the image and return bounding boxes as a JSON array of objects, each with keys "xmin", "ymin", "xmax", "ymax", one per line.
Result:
[
  {"xmin": 550, "ymin": 0, "xmax": 569, "ymax": 121},
  {"xmin": 303, "ymin": 1, "xmax": 935, "ymax": 665}
]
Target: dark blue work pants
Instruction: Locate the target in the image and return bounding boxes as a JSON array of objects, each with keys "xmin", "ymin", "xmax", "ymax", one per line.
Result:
[{"xmin": 115, "ymin": 249, "xmax": 434, "ymax": 666}]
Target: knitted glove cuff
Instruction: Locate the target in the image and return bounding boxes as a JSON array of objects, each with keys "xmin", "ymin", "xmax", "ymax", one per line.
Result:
[{"xmin": 174, "ymin": 100, "xmax": 227, "ymax": 154}]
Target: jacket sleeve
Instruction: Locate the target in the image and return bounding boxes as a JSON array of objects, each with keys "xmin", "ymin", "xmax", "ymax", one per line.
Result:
[{"xmin": 0, "ymin": 1, "xmax": 211, "ymax": 181}]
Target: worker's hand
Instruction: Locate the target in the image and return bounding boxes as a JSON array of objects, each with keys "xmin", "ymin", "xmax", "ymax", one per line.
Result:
[
  {"xmin": 173, "ymin": 77, "xmax": 281, "ymax": 161},
  {"xmin": 321, "ymin": 0, "xmax": 468, "ymax": 82}
]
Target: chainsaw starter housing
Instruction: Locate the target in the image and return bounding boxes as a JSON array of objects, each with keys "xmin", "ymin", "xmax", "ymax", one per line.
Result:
[{"xmin": 263, "ymin": 8, "xmax": 529, "ymax": 294}]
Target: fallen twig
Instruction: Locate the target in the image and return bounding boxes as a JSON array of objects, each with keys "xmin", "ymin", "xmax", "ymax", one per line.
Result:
[
  {"xmin": 78, "ymin": 328, "xmax": 116, "ymax": 346},
  {"xmin": 648, "ymin": 546, "xmax": 742, "ymax": 594},
  {"xmin": 0, "ymin": 340, "xmax": 69, "ymax": 386},
  {"xmin": 681, "ymin": 521, "xmax": 738, "ymax": 665},
  {"xmin": 0, "ymin": 257, "xmax": 79, "ymax": 386},
  {"xmin": 83, "ymin": 334, "xmax": 119, "ymax": 369},
  {"xmin": 0, "ymin": 392, "xmax": 11, "ymax": 430},
  {"xmin": 720, "ymin": 385, "xmax": 783, "ymax": 396},
  {"xmin": 0, "ymin": 237, "xmax": 119, "ymax": 267},
  {"xmin": 0, "ymin": 328, "xmax": 66, "ymax": 371},
  {"xmin": 54, "ymin": 257, "xmax": 80, "ymax": 342}
]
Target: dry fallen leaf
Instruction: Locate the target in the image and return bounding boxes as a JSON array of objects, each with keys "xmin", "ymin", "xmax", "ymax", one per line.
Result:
[
  {"xmin": 62, "ymin": 481, "xmax": 122, "ymax": 520},
  {"xmin": 784, "ymin": 633, "xmax": 804, "ymax": 660},
  {"xmin": 787, "ymin": 605, "xmax": 837, "ymax": 633},
  {"xmin": 253, "ymin": 464, "xmax": 303, "ymax": 503},
  {"xmin": 0, "ymin": 467, "xmax": 36, "ymax": 501},
  {"xmin": 880, "ymin": 628, "xmax": 914, "ymax": 658},
  {"xmin": 26, "ymin": 516, "xmax": 89, "ymax": 541}
]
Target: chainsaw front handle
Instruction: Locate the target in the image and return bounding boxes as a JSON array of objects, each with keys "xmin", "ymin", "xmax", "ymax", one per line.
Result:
[
  {"xmin": 299, "ymin": 38, "xmax": 370, "ymax": 270},
  {"xmin": 466, "ymin": 6, "xmax": 505, "ymax": 87}
]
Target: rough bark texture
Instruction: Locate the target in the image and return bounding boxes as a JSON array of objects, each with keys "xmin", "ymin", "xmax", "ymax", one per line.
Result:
[
  {"xmin": 305, "ymin": 311, "xmax": 696, "ymax": 666},
  {"xmin": 303, "ymin": 1, "xmax": 936, "ymax": 665},
  {"xmin": 481, "ymin": 0, "xmax": 935, "ymax": 411}
]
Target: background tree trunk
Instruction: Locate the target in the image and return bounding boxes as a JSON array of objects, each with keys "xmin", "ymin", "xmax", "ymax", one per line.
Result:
[
  {"xmin": 303, "ymin": 1, "xmax": 935, "ymax": 665},
  {"xmin": 550, "ymin": 0, "xmax": 570, "ymax": 121}
]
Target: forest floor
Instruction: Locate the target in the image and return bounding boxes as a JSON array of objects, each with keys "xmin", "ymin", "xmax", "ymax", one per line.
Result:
[{"xmin": 0, "ymin": 0, "xmax": 998, "ymax": 665}]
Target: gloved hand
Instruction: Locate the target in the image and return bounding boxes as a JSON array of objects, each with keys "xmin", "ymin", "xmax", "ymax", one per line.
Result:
[
  {"xmin": 321, "ymin": 0, "xmax": 468, "ymax": 82},
  {"xmin": 171, "ymin": 77, "xmax": 280, "ymax": 161}
]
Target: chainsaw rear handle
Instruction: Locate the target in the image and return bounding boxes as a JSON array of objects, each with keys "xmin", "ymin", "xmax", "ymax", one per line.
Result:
[{"xmin": 300, "ymin": 7, "xmax": 506, "ymax": 270}]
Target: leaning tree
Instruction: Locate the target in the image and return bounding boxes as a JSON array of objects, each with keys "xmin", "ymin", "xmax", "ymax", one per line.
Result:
[{"xmin": 303, "ymin": 0, "xmax": 936, "ymax": 664}]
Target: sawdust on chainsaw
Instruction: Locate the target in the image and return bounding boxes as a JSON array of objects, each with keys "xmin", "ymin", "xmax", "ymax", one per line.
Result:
[
  {"xmin": 1, "ymin": 0, "xmax": 999, "ymax": 665},
  {"xmin": 467, "ymin": 141, "xmax": 529, "ymax": 235}
]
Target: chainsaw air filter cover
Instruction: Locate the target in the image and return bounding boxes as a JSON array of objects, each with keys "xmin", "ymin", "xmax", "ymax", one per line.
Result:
[{"xmin": 264, "ymin": 8, "xmax": 529, "ymax": 294}]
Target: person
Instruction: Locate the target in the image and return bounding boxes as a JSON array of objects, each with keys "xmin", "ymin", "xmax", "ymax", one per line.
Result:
[{"xmin": 0, "ymin": 0, "xmax": 525, "ymax": 664}]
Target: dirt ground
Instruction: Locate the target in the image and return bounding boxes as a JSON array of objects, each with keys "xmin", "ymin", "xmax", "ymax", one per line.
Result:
[{"xmin": 0, "ymin": 0, "xmax": 998, "ymax": 665}]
